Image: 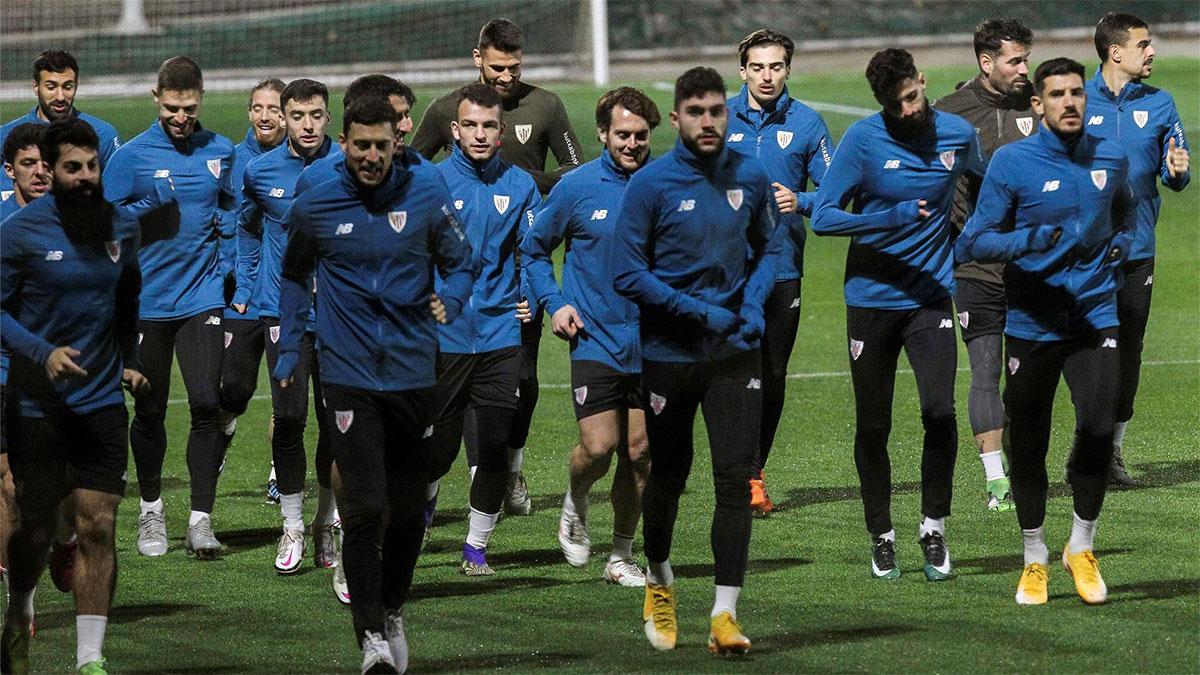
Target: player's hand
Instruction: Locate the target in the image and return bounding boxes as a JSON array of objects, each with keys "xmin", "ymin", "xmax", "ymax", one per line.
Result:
[
  {"xmin": 273, "ymin": 351, "xmax": 299, "ymax": 388},
  {"xmin": 515, "ymin": 299, "xmax": 533, "ymax": 323},
  {"xmin": 551, "ymin": 305, "xmax": 585, "ymax": 340},
  {"xmin": 122, "ymin": 369, "xmax": 150, "ymax": 396},
  {"xmin": 1167, "ymin": 136, "xmax": 1189, "ymax": 178},
  {"xmin": 895, "ymin": 199, "xmax": 931, "ymax": 223},
  {"xmin": 704, "ymin": 306, "xmax": 740, "ymax": 336},
  {"xmin": 772, "ymin": 182, "xmax": 798, "ymax": 214},
  {"xmin": 232, "ymin": 303, "xmax": 247, "ymax": 314},
  {"xmin": 429, "ymin": 293, "xmax": 447, "ymax": 324},
  {"xmin": 152, "ymin": 175, "xmax": 175, "ymax": 206},
  {"xmin": 46, "ymin": 346, "xmax": 88, "ymax": 382}
]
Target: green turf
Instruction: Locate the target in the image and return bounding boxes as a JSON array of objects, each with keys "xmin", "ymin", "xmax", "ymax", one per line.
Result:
[{"xmin": 6, "ymin": 59, "xmax": 1198, "ymax": 672}]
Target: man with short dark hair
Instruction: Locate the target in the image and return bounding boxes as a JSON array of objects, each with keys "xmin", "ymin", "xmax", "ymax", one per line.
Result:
[
  {"xmin": 934, "ymin": 18, "xmax": 1037, "ymax": 513},
  {"xmin": 1, "ymin": 118, "xmax": 146, "ymax": 675},
  {"xmin": 726, "ymin": 28, "xmax": 833, "ymax": 515},
  {"xmin": 1086, "ymin": 12, "xmax": 1190, "ymax": 485},
  {"xmin": 0, "ymin": 51, "xmax": 121, "ymax": 195},
  {"xmin": 957, "ymin": 57, "xmax": 1134, "ymax": 606},
  {"xmin": 2, "ymin": 124, "xmax": 49, "ymax": 218},
  {"xmin": 274, "ymin": 95, "xmax": 476, "ymax": 674},
  {"xmin": 613, "ymin": 66, "xmax": 780, "ymax": 655},
  {"xmin": 812, "ymin": 48, "xmax": 984, "ymax": 583},
  {"xmin": 103, "ymin": 55, "xmax": 237, "ymax": 561},
  {"xmin": 521, "ymin": 86, "xmax": 660, "ymax": 585}
]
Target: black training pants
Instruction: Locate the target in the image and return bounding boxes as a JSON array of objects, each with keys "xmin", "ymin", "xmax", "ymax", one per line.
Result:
[
  {"xmin": 758, "ymin": 279, "xmax": 802, "ymax": 472},
  {"xmin": 1115, "ymin": 258, "xmax": 1154, "ymax": 425},
  {"xmin": 261, "ymin": 318, "xmax": 314, "ymax": 496},
  {"xmin": 217, "ymin": 316, "xmax": 264, "ymax": 416}
]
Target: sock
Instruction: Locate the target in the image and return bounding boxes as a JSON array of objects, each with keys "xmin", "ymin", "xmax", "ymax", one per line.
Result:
[
  {"xmin": 919, "ymin": 517, "xmax": 945, "ymax": 539},
  {"xmin": 875, "ymin": 529, "xmax": 896, "ymax": 543},
  {"xmin": 646, "ymin": 559, "xmax": 673, "ymax": 586},
  {"xmin": 468, "ymin": 465, "xmax": 477, "ymax": 484},
  {"xmin": 140, "ymin": 498, "xmax": 163, "ymax": 516},
  {"xmin": 268, "ymin": 463, "xmax": 277, "ymax": 482},
  {"xmin": 1022, "ymin": 526, "xmax": 1049, "ymax": 566},
  {"xmin": 711, "ymin": 585, "xmax": 741, "ymax": 619},
  {"xmin": 464, "ymin": 507, "xmax": 499, "ymax": 551},
  {"xmin": 188, "ymin": 510, "xmax": 209, "ymax": 527},
  {"xmin": 1112, "ymin": 421, "xmax": 1128, "ymax": 449},
  {"xmin": 314, "ymin": 486, "xmax": 337, "ymax": 527},
  {"xmin": 980, "ymin": 450, "xmax": 1006, "ymax": 481},
  {"xmin": 223, "ymin": 416, "xmax": 237, "ymax": 437},
  {"xmin": 563, "ymin": 489, "xmax": 588, "ymax": 522},
  {"xmin": 425, "ymin": 480, "xmax": 440, "ymax": 502},
  {"xmin": 610, "ymin": 532, "xmax": 634, "ymax": 561},
  {"xmin": 76, "ymin": 615, "xmax": 108, "ymax": 669},
  {"xmin": 6, "ymin": 588, "xmax": 35, "ymax": 621},
  {"xmin": 508, "ymin": 446, "xmax": 525, "ymax": 473},
  {"xmin": 1068, "ymin": 512, "xmax": 1098, "ymax": 554},
  {"xmin": 280, "ymin": 493, "xmax": 304, "ymax": 531}
]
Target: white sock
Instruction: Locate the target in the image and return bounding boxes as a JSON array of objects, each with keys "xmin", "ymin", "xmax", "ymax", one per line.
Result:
[
  {"xmin": 1113, "ymin": 421, "xmax": 1128, "ymax": 449},
  {"xmin": 646, "ymin": 559, "xmax": 673, "ymax": 586},
  {"xmin": 6, "ymin": 587, "xmax": 35, "ymax": 621},
  {"xmin": 76, "ymin": 615, "xmax": 108, "ymax": 669},
  {"xmin": 140, "ymin": 498, "xmax": 164, "ymax": 516},
  {"xmin": 464, "ymin": 507, "xmax": 499, "ymax": 550},
  {"xmin": 188, "ymin": 510, "xmax": 209, "ymax": 527},
  {"xmin": 223, "ymin": 417, "xmax": 237, "ymax": 437},
  {"xmin": 268, "ymin": 463, "xmax": 277, "ymax": 482},
  {"xmin": 980, "ymin": 450, "xmax": 1006, "ymax": 481},
  {"xmin": 563, "ymin": 489, "xmax": 588, "ymax": 522},
  {"xmin": 875, "ymin": 528, "xmax": 896, "ymax": 543},
  {"xmin": 508, "ymin": 446, "xmax": 525, "ymax": 473},
  {"xmin": 280, "ymin": 493, "xmax": 304, "ymax": 531},
  {"xmin": 314, "ymin": 486, "xmax": 337, "ymax": 527},
  {"xmin": 1068, "ymin": 512, "xmax": 1098, "ymax": 554},
  {"xmin": 919, "ymin": 517, "xmax": 945, "ymax": 539},
  {"xmin": 610, "ymin": 532, "xmax": 634, "ymax": 561},
  {"xmin": 711, "ymin": 585, "xmax": 740, "ymax": 619},
  {"xmin": 468, "ymin": 465, "xmax": 477, "ymax": 484},
  {"xmin": 1022, "ymin": 526, "xmax": 1049, "ymax": 566},
  {"xmin": 425, "ymin": 480, "xmax": 440, "ymax": 502}
]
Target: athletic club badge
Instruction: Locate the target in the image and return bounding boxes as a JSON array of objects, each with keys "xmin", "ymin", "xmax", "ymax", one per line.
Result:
[
  {"xmin": 515, "ymin": 124, "xmax": 532, "ymax": 144},
  {"xmin": 105, "ymin": 240, "xmax": 121, "ymax": 263},
  {"xmin": 939, "ymin": 150, "xmax": 956, "ymax": 170},
  {"xmin": 957, "ymin": 311, "xmax": 969, "ymax": 329},
  {"xmin": 388, "ymin": 211, "xmax": 407, "ymax": 233},
  {"xmin": 269, "ymin": 325, "xmax": 280, "ymax": 344},
  {"xmin": 1091, "ymin": 169, "xmax": 1107, "ymax": 190},
  {"xmin": 1016, "ymin": 117, "xmax": 1033, "ymax": 136},
  {"xmin": 1008, "ymin": 357, "xmax": 1020, "ymax": 375},
  {"xmin": 849, "ymin": 338, "xmax": 864, "ymax": 361},
  {"xmin": 223, "ymin": 331, "xmax": 233, "ymax": 349},
  {"xmin": 335, "ymin": 410, "xmax": 354, "ymax": 433},
  {"xmin": 574, "ymin": 386, "xmax": 588, "ymax": 406},
  {"xmin": 1133, "ymin": 110, "xmax": 1148, "ymax": 128},
  {"xmin": 649, "ymin": 392, "xmax": 667, "ymax": 415},
  {"xmin": 207, "ymin": 158, "xmax": 222, "ymax": 179},
  {"xmin": 726, "ymin": 189, "xmax": 743, "ymax": 210},
  {"xmin": 454, "ymin": 199, "xmax": 464, "ymax": 210},
  {"xmin": 776, "ymin": 130, "xmax": 794, "ymax": 149},
  {"xmin": 494, "ymin": 194, "xmax": 510, "ymax": 214}
]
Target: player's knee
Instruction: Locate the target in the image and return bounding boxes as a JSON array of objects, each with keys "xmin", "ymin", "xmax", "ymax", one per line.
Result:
[
  {"xmin": 921, "ymin": 410, "xmax": 957, "ymax": 437},
  {"xmin": 76, "ymin": 507, "xmax": 116, "ymax": 547},
  {"xmin": 712, "ymin": 469, "xmax": 751, "ymax": 508},
  {"xmin": 218, "ymin": 381, "xmax": 254, "ymax": 416},
  {"xmin": 625, "ymin": 431, "xmax": 650, "ymax": 465},
  {"xmin": 1069, "ymin": 431, "xmax": 1115, "ymax": 476},
  {"xmin": 188, "ymin": 400, "xmax": 222, "ymax": 428},
  {"xmin": 855, "ymin": 420, "xmax": 891, "ymax": 452}
]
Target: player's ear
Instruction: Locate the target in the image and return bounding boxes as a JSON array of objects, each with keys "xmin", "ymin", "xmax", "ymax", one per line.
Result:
[
  {"xmin": 979, "ymin": 52, "xmax": 993, "ymax": 77},
  {"xmin": 739, "ymin": 66, "xmax": 748, "ymax": 82},
  {"xmin": 472, "ymin": 48, "xmax": 483, "ymax": 69},
  {"xmin": 596, "ymin": 127, "xmax": 605, "ymax": 145},
  {"xmin": 338, "ymin": 133, "xmax": 347, "ymax": 152},
  {"xmin": 1029, "ymin": 94, "xmax": 1043, "ymax": 117},
  {"xmin": 4, "ymin": 163, "xmax": 14, "ymax": 181},
  {"xmin": 450, "ymin": 120, "xmax": 461, "ymax": 142},
  {"xmin": 917, "ymin": 72, "xmax": 927, "ymax": 88},
  {"xmin": 669, "ymin": 109, "xmax": 680, "ymax": 130}
]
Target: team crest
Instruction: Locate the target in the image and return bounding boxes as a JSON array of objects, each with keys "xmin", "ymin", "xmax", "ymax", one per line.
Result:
[
  {"xmin": 335, "ymin": 410, "xmax": 354, "ymax": 434},
  {"xmin": 726, "ymin": 189, "xmax": 744, "ymax": 210},
  {"xmin": 1133, "ymin": 110, "xmax": 1148, "ymax": 128},
  {"xmin": 1091, "ymin": 169, "xmax": 1107, "ymax": 190},
  {"xmin": 1016, "ymin": 117, "xmax": 1034, "ymax": 137},
  {"xmin": 776, "ymin": 130, "xmax": 794, "ymax": 149},
  {"xmin": 515, "ymin": 124, "xmax": 532, "ymax": 144},
  {"xmin": 939, "ymin": 150, "xmax": 956, "ymax": 170},
  {"xmin": 574, "ymin": 386, "xmax": 588, "ymax": 406},
  {"xmin": 1008, "ymin": 357, "xmax": 1020, "ymax": 375},
  {"xmin": 207, "ymin": 159, "xmax": 222, "ymax": 179},
  {"xmin": 105, "ymin": 240, "xmax": 121, "ymax": 263},
  {"xmin": 223, "ymin": 331, "xmax": 233, "ymax": 349},
  {"xmin": 849, "ymin": 338, "xmax": 864, "ymax": 360},
  {"xmin": 388, "ymin": 211, "xmax": 407, "ymax": 233},
  {"xmin": 269, "ymin": 325, "xmax": 280, "ymax": 344},
  {"xmin": 454, "ymin": 199, "xmax": 464, "ymax": 210},
  {"xmin": 494, "ymin": 194, "xmax": 510, "ymax": 214},
  {"xmin": 1, "ymin": 190, "xmax": 12, "ymax": 202},
  {"xmin": 649, "ymin": 392, "xmax": 667, "ymax": 415},
  {"xmin": 957, "ymin": 311, "xmax": 969, "ymax": 329}
]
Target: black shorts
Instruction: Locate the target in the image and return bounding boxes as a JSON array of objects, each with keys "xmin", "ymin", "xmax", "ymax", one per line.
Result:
[
  {"xmin": 436, "ymin": 346, "xmax": 522, "ymax": 416},
  {"xmin": 9, "ymin": 405, "xmax": 129, "ymax": 512},
  {"xmin": 570, "ymin": 360, "xmax": 642, "ymax": 420},
  {"xmin": 954, "ymin": 276, "xmax": 1005, "ymax": 343}
]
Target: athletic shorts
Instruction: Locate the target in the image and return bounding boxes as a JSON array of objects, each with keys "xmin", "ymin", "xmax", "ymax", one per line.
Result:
[
  {"xmin": 954, "ymin": 276, "xmax": 1005, "ymax": 343},
  {"xmin": 8, "ymin": 405, "xmax": 129, "ymax": 512},
  {"xmin": 570, "ymin": 360, "xmax": 642, "ymax": 420},
  {"xmin": 437, "ymin": 346, "xmax": 522, "ymax": 412}
]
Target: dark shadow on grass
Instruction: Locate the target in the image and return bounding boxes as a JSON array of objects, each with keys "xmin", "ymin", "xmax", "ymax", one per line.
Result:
[
  {"xmin": 218, "ymin": 526, "xmax": 283, "ymax": 554},
  {"xmin": 1122, "ymin": 459, "xmax": 1200, "ymax": 490},
  {"xmin": 487, "ymin": 547, "xmax": 571, "ymax": 568},
  {"xmin": 954, "ymin": 547, "xmax": 1134, "ymax": 576},
  {"xmin": 410, "ymin": 575, "xmax": 570, "ymax": 600},
  {"xmin": 125, "ymin": 476, "xmax": 187, "ymax": 496},
  {"xmin": 420, "ymin": 650, "xmax": 585, "ymax": 672},
  {"xmin": 673, "ymin": 556, "xmax": 812, "ymax": 579},
  {"xmin": 781, "ymin": 480, "xmax": 920, "ymax": 510},
  {"xmin": 32, "ymin": 603, "xmax": 204, "ymax": 631},
  {"xmin": 1108, "ymin": 577, "xmax": 1200, "ymax": 601},
  {"xmin": 752, "ymin": 624, "xmax": 918, "ymax": 654}
]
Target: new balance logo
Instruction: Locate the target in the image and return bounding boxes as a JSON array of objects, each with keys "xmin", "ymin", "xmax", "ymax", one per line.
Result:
[
  {"xmin": 678, "ymin": 199, "xmax": 695, "ymax": 212},
  {"xmin": 1087, "ymin": 115, "xmax": 1104, "ymax": 126},
  {"xmin": 939, "ymin": 319, "xmax": 953, "ymax": 329},
  {"xmin": 746, "ymin": 378, "xmax": 762, "ymax": 390},
  {"xmin": 1042, "ymin": 180, "xmax": 1060, "ymax": 192},
  {"xmin": 44, "ymin": 250, "xmax": 63, "ymax": 261},
  {"xmin": 728, "ymin": 133, "xmax": 744, "ymax": 142},
  {"xmin": 204, "ymin": 316, "xmax": 222, "ymax": 326},
  {"xmin": 1145, "ymin": 274, "xmax": 1153, "ymax": 286},
  {"xmin": 1102, "ymin": 338, "xmax": 1118, "ymax": 348},
  {"xmin": 269, "ymin": 188, "xmax": 285, "ymax": 198},
  {"xmin": 884, "ymin": 160, "xmax": 900, "ymax": 169},
  {"xmin": 153, "ymin": 169, "xmax": 171, "ymax": 178},
  {"xmin": 789, "ymin": 298, "xmax": 800, "ymax": 309},
  {"xmin": 591, "ymin": 209, "xmax": 608, "ymax": 220},
  {"xmin": 423, "ymin": 425, "xmax": 434, "ymax": 438},
  {"xmin": 335, "ymin": 223, "xmax": 354, "ymax": 235}
]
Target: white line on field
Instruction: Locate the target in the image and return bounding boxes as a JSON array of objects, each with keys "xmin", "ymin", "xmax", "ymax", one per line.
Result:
[{"xmin": 162, "ymin": 358, "xmax": 1199, "ymax": 404}]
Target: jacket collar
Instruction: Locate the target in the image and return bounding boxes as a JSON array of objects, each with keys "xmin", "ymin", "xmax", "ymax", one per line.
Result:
[
  {"xmin": 1090, "ymin": 68, "xmax": 1142, "ymax": 103},
  {"xmin": 731, "ymin": 85, "xmax": 793, "ymax": 126},
  {"xmin": 1035, "ymin": 123, "xmax": 1090, "ymax": 157},
  {"xmin": 600, "ymin": 146, "xmax": 646, "ymax": 181},
  {"xmin": 449, "ymin": 142, "xmax": 504, "ymax": 183},
  {"xmin": 673, "ymin": 137, "xmax": 726, "ymax": 174},
  {"xmin": 965, "ymin": 75, "xmax": 1032, "ymax": 110},
  {"xmin": 284, "ymin": 136, "xmax": 333, "ymax": 165}
]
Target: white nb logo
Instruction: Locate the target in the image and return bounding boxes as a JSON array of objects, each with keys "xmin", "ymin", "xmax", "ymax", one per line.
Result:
[
  {"xmin": 591, "ymin": 209, "xmax": 608, "ymax": 220},
  {"xmin": 1102, "ymin": 338, "xmax": 1118, "ymax": 348},
  {"xmin": 269, "ymin": 188, "xmax": 285, "ymax": 198},
  {"xmin": 728, "ymin": 133, "xmax": 744, "ymax": 142},
  {"xmin": 746, "ymin": 378, "xmax": 762, "ymax": 390},
  {"xmin": 678, "ymin": 199, "xmax": 695, "ymax": 212},
  {"xmin": 1042, "ymin": 180, "xmax": 1060, "ymax": 192},
  {"xmin": 1087, "ymin": 115, "xmax": 1104, "ymax": 126},
  {"xmin": 939, "ymin": 319, "xmax": 953, "ymax": 329},
  {"xmin": 884, "ymin": 160, "xmax": 900, "ymax": 169},
  {"xmin": 45, "ymin": 250, "xmax": 63, "ymax": 261},
  {"xmin": 335, "ymin": 223, "xmax": 354, "ymax": 235},
  {"xmin": 204, "ymin": 315, "xmax": 222, "ymax": 326},
  {"xmin": 153, "ymin": 169, "xmax": 171, "ymax": 178}
]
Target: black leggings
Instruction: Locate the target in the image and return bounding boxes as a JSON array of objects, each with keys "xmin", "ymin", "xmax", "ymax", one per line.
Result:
[
  {"xmin": 846, "ymin": 301, "xmax": 958, "ymax": 537},
  {"xmin": 217, "ymin": 317, "xmax": 264, "ymax": 416},
  {"xmin": 1115, "ymin": 258, "xmax": 1154, "ymax": 424},
  {"xmin": 262, "ymin": 318, "xmax": 313, "ymax": 496},
  {"xmin": 641, "ymin": 351, "xmax": 760, "ymax": 587},
  {"xmin": 1005, "ymin": 329, "xmax": 1119, "ymax": 530},
  {"xmin": 511, "ymin": 324, "xmax": 542, "ymax": 449},
  {"xmin": 130, "ymin": 310, "xmax": 226, "ymax": 512},
  {"xmin": 758, "ymin": 279, "xmax": 802, "ymax": 471}
]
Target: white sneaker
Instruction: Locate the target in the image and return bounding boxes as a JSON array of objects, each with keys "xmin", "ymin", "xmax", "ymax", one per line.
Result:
[
  {"xmin": 384, "ymin": 609, "xmax": 408, "ymax": 673},
  {"xmin": 137, "ymin": 510, "xmax": 168, "ymax": 557},
  {"xmin": 333, "ymin": 552, "xmax": 351, "ymax": 605},
  {"xmin": 360, "ymin": 631, "xmax": 397, "ymax": 674},
  {"xmin": 504, "ymin": 471, "xmax": 532, "ymax": 516},
  {"xmin": 312, "ymin": 521, "xmax": 340, "ymax": 569},
  {"xmin": 603, "ymin": 557, "xmax": 646, "ymax": 587},
  {"xmin": 274, "ymin": 528, "xmax": 305, "ymax": 574},
  {"xmin": 557, "ymin": 508, "xmax": 590, "ymax": 567}
]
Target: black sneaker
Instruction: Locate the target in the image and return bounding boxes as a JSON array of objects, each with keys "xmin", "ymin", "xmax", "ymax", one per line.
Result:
[
  {"xmin": 870, "ymin": 537, "xmax": 900, "ymax": 580},
  {"xmin": 1108, "ymin": 447, "xmax": 1136, "ymax": 487},
  {"xmin": 920, "ymin": 531, "xmax": 953, "ymax": 581}
]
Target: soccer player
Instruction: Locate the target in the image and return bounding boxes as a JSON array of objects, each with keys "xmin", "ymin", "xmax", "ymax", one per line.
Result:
[
  {"xmin": 413, "ymin": 18, "xmax": 585, "ymax": 512},
  {"xmin": 0, "ymin": 51, "xmax": 121, "ymax": 194},
  {"xmin": 231, "ymin": 79, "xmax": 337, "ymax": 574},
  {"xmin": 725, "ymin": 29, "xmax": 833, "ymax": 514},
  {"xmin": 1085, "ymin": 12, "xmax": 1190, "ymax": 485},
  {"xmin": 612, "ymin": 67, "xmax": 780, "ymax": 655},
  {"xmin": 425, "ymin": 83, "xmax": 540, "ymax": 576},
  {"xmin": 933, "ymin": 18, "xmax": 1036, "ymax": 512},
  {"xmin": 811, "ymin": 49, "xmax": 983, "ymax": 581},
  {"xmin": 521, "ymin": 87, "xmax": 660, "ymax": 585},
  {"xmin": 2, "ymin": 124, "xmax": 50, "ymax": 217},
  {"xmin": 103, "ymin": 56, "xmax": 237, "ymax": 560},
  {"xmin": 273, "ymin": 96, "xmax": 476, "ymax": 674},
  {"xmin": 1, "ymin": 118, "xmax": 146, "ymax": 675},
  {"xmin": 956, "ymin": 57, "xmax": 1135, "ymax": 605}
]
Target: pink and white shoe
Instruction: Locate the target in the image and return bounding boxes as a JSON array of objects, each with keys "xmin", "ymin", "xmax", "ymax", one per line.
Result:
[{"xmin": 274, "ymin": 529, "xmax": 305, "ymax": 574}]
